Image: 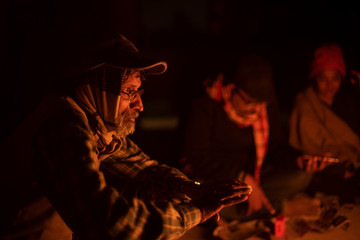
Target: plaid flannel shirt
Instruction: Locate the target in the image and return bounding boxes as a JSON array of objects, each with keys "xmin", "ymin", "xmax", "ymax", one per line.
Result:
[{"xmin": 32, "ymin": 96, "xmax": 201, "ymax": 240}]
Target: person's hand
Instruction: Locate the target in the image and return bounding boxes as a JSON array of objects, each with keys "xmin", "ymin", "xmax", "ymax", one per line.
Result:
[
  {"xmin": 297, "ymin": 153, "xmax": 334, "ymax": 173},
  {"xmin": 204, "ymin": 73, "xmax": 224, "ymax": 101},
  {"xmin": 344, "ymin": 169, "xmax": 355, "ymax": 179},
  {"xmin": 221, "ymin": 83, "xmax": 235, "ymax": 102},
  {"xmin": 182, "ymin": 179, "xmax": 252, "ymax": 223},
  {"xmin": 244, "ymin": 174, "xmax": 275, "ymax": 216},
  {"xmin": 344, "ymin": 161, "xmax": 356, "ymax": 179},
  {"xmin": 350, "ymin": 69, "xmax": 360, "ymax": 87}
]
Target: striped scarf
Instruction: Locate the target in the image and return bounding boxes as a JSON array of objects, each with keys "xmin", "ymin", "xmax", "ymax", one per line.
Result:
[{"xmin": 205, "ymin": 76, "xmax": 269, "ymax": 183}]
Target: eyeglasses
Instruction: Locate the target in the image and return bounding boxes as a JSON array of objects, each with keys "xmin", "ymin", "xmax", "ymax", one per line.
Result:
[{"xmin": 120, "ymin": 88, "xmax": 144, "ymax": 101}]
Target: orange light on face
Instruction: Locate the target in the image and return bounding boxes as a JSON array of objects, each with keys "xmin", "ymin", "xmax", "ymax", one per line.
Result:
[
  {"xmin": 231, "ymin": 89, "xmax": 265, "ymax": 118},
  {"xmin": 315, "ymin": 69, "xmax": 342, "ymax": 105}
]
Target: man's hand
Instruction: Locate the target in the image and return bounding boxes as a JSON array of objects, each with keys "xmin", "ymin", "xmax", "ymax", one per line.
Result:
[
  {"xmin": 244, "ymin": 174, "xmax": 275, "ymax": 216},
  {"xmin": 181, "ymin": 179, "xmax": 252, "ymax": 223}
]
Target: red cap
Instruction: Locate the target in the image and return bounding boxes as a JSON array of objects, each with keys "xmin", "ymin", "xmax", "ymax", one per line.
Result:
[{"xmin": 310, "ymin": 43, "xmax": 346, "ymax": 79}]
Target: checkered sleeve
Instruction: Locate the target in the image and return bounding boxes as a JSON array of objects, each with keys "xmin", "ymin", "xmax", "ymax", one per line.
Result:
[
  {"xmin": 32, "ymin": 105, "xmax": 201, "ymax": 240},
  {"xmin": 102, "ymin": 137, "xmax": 195, "ymax": 190},
  {"xmin": 100, "ymin": 137, "xmax": 203, "ymax": 234}
]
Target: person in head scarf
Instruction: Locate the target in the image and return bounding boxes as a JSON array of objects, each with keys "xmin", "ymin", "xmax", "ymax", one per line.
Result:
[
  {"xmin": 289, "ymin": 42, "xmax": 360, "ymax": 204},
  {"xmin": 0, "ymin": 33, "xmax": 252, "ymax": 240}
]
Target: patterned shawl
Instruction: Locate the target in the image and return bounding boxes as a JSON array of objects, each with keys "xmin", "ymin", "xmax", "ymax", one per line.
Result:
[{"xmin": 205, "ymin": 76, "xmax": 269, "ymax": 183}]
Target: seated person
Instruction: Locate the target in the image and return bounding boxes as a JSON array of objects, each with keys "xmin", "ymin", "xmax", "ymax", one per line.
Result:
[
  {"xmin": 289, "ymin": 42, "xmax": 360, "ymax": 204},
  {"xmin": 0, "ymin": 33, "xmax": 252, "ymax": 240},
  {"xmin": 180, "ymin": 53, "xmax": 310, "ymax": 225}
]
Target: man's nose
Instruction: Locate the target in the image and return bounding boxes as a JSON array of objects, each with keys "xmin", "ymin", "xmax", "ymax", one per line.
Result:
[{"xmin": 130, "ymin": 93, "xmax": 144, "ymax": 112}]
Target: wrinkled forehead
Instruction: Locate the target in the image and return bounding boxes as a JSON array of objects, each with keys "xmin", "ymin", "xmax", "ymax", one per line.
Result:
[
  {"xmin": 86, "ymin": 65, "xmax": 143, "ymax": 94},
  {"xmin": 121, "ymin": 70, "xmax": 142, "ymax": 89}
]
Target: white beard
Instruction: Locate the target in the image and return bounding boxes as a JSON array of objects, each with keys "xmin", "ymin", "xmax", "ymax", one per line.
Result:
[{"xmin": 114, "ymin": 110, "xmax": 139, "ymax": 137}]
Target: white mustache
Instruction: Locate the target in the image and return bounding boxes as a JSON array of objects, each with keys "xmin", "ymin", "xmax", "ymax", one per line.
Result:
[{"xmin": 126, "ymin": 110, "xmax": 140, "ymax": 119}]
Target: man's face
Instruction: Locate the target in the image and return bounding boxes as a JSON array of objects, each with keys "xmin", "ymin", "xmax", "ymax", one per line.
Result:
[
  {"xmin": 231, "ymin": 88, "xmax": 263, "ymax": 120},
  {"xmin": 115, "ymin": 70, "xmax": 144, "ymax": 137}
]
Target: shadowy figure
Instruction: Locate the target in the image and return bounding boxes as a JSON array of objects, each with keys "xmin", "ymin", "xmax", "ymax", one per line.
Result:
[{"xmin": 180, "ymin": 53, "xmax": 310, "ymax": 237}]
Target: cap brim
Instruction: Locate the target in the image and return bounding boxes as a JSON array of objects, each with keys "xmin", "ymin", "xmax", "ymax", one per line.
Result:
[
  {"xmin": 135, "ymin": 61, "xmax": 167, "ymax": 75},
  {"xmin": 62, "ymin": 33, "xmax": 168, "ymax": 77},
  {"xmin": 106, "ymin": 60, "xmax": 167, "ymax": 75}
]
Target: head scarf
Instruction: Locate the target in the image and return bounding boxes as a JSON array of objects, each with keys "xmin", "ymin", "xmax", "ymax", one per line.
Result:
[
  {"xmin": 310, "ymin": 42, "xmax": 346, "ymax": 79},
  {"xmin": 66, "ymin": 33, "xmax": 167, "ymax": 159},
  {"xmin": 73, "ymin": 66, "xmax": 130, "ymax": 159}
]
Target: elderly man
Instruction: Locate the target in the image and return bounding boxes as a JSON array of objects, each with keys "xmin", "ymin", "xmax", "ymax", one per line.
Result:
[{"xmin": 0, "ymin": 33, "xmax": 251, "ymax": 240}]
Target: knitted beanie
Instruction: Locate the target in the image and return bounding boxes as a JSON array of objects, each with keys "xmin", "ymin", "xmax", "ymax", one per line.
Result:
[{"xmin": 310, "ymin": 43, "xmax": 346, "ymax": 79}]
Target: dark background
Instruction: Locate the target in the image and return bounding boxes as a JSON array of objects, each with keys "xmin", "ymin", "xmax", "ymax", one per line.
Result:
[{"xmin": 2, "ymin": 0, "xmax": 360, "ymax": 167}]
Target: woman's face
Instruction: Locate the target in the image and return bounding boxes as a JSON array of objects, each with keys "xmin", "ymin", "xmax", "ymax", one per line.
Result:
[{"xmin": 315, "ymin": 69, "xmax": 342, "ymax": 101}]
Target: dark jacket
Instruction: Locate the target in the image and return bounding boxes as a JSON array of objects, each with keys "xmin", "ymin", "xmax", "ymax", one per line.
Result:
[{"xmin": 181, "ymin": 95, "xmax": 298, "ymax": 183}]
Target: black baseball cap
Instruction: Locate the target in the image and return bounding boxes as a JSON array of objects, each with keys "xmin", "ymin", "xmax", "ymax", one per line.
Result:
[{"xmin": 61, "ymin": 33, "xmax": 167, "ymax": 78}]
